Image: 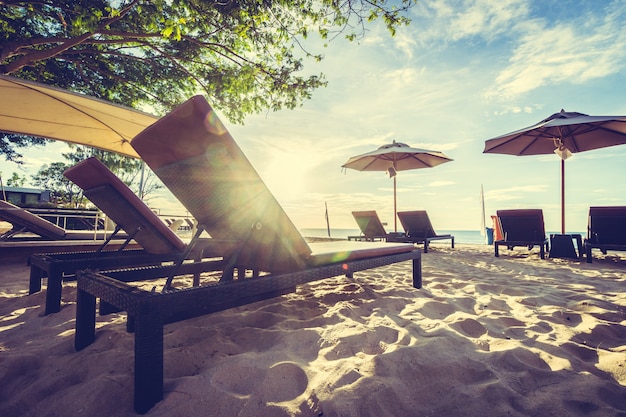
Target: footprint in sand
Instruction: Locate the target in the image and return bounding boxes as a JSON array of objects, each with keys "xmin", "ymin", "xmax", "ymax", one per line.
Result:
[
  {"xmin": 420, "ymin": 300, "xmax": 456, "ymax": 319},
  {"xmin": 538, "ymin": 310, "xmax": 582, "ymax": 326},
  {"xmin": 571, "ymin": 324, "xmax": 626, "ymax": 349},
  {"xmin": 256, "ymin": 362, "xmax": 308, "ymax": 402},
  {"xmin": 323, "ymin": 326, "xmax": 400, "ymax": 360},
  {"xmin": 560, "ymin": 341, "xmax": 598, "ymax": 362},
  {"xmin": 211, "ymin": 362, "xmax": 308, "ymax": 403},
  {"xmin": 450, "ymin": 318, "xmax": 487, "ymax": 338}
]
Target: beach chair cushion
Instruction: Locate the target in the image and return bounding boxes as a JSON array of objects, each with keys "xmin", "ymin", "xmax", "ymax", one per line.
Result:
[
  {"xmin": 131, "ymin": 95, "xmax": 311, "ymax": 272},
  {"xmin": 64, "ymin": 157, "xmax": 186, "ymax": 254}
]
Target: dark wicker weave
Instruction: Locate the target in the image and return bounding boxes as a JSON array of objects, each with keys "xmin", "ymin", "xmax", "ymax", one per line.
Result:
[
  {"xmin": 584, "ymin": 206, "xmax": 626, "ymax": 263},
  {"xmin": 29, "ymin": 249, "xmax": 186, "ymax": 315},
  {"xmin": 75, "ymin": 249, "xmax": 422, "ymax": 414}
]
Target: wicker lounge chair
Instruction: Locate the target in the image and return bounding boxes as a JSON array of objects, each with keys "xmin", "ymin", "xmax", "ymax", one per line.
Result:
[
  {"xmin": 584, "ymin": 206, "xmax": 626, "ymax": 263},
  {"xmin": 393, "ymin": 210, "xmax": 454, "ymax": 253},
  {"xmin": 30, "ymin": 157, "xmax": 227, "ymax": 315},
  {"xmin": 348, "ymin": 210, "xmax": 393, "ymax": 241},
  {"xmin": 0, "ymin": 199, "xmax": 117, "ymax": 241},
  {"xmin": 74, "ymin": 95, "xmax": 422, "ymax": 414},
  {"xmin": 494, "ymin": 209, "xmax": 549, "ymax": 259}
]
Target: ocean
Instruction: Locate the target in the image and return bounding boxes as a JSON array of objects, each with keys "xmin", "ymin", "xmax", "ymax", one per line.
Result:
[
  {"xmin": 300, "ymin": 228, "xmax": 587, "ymax": 245},
  {"xmin": 299, "ymin": 228, "xmax": 489, "ymax": 244}
]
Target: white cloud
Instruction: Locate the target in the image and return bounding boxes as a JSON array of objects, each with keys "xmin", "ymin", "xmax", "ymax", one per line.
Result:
[
  {"xmin": 412, "ymin": 0, "xmax": 530, "ymax": 45},
  {"xmin": 486, "ymin": 184, "xmax": 549, "ymax": 201},
  {"xmin": 485, "ymin": 5, "xmax": 626, "ymax": 99},
  {"xmin": 428, "ymin": 180, "xmax": 456, "ymax": 187}
]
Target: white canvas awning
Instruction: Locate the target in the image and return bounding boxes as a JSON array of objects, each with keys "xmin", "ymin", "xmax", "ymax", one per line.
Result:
[{"xmin": 0, "ymin": 75, "xmax": 160, "ymax": 158}]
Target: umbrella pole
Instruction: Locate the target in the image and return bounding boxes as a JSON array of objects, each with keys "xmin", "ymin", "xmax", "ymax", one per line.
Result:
[
  {"xmin": 561, "ymin": 158, "xmax": 565, "ymax": 234},
  {"xmin": 393, "ymin": 176, "xmax": 398, "ymax": 232}
]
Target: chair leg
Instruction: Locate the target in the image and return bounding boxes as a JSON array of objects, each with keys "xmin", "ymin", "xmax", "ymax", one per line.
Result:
[
  {"xmin": 494, "ymin": 243, "xmax": 500, "ymax": 257},
  {"xmin": 29, "ymin": 266, "xmax": 44, "ymax": 294},
  {"xmin": 45, "ymin": 270, "xmax": 63, "ymax": 315},
  {"xmin": 75, "ymin": 288, "xmax": 96, "ymax": 351},
  {"xmin": 134, "ymin": 311, "xmax": 164, "ymax": 414},
  {"xmin": 412, "ymin": 257, "xmax": 422, "ymax": 289}
]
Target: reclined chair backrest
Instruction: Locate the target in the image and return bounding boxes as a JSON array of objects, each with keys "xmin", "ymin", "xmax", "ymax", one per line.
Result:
[
  {"xmin": 497, "ymin": 209, "xmax": 545, "ymax": 242},
  {"xmin": 131, "ymin": 95, "xmax": 311, "ymax": 271},
  {"xmin": 0, "ymin": 199, "xmax": 66, "ymax": 239},
  {"xmin": 64, "ymin": 157, "xmax": 186, "ymax": 254},
  {"xmin": 588, "ymin": 206, "xmax": 626, "ymax": 245},
  {"xmin": 352, "ymin": 210, "xmax": 388, "ymax": 237},
  {"xmin": 397, "ymin": 210, "xmax": 436, "ymax": 238}
]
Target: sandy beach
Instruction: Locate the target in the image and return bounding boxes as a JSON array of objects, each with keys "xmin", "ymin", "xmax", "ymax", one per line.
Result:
[{"xmin": 1, "ymin": 243, "xmax": 625, "ymax": 416}]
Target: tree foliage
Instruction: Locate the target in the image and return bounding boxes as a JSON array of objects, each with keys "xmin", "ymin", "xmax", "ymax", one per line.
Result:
[
  {"xmin": 1, "ymin": 0, "xmax": 413, "ymax": 163},
  {"xmin": 1, "ymin": 0, "xmax": 414, "ymax": 121},
  {"xmin": 0, "ymin": 133, "xmax": 48, "ymax": 164},
  {"xmin": 5, "ymin": 170, "xmax": 26, "ymax": 187},
  {"xmin": 29, "ymin": 145, "xmax": 162, "ymax": 207}
]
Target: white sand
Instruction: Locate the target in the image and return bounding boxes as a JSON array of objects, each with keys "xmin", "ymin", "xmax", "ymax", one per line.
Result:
[{"xmin": 1, "ymin": 243, "xmax": 625, "ymax": 416}]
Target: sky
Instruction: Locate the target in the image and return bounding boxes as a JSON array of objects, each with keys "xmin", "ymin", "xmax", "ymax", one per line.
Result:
[{"xmin": 2, "ymin": 0, "xmax": 626, "ymax": 234}]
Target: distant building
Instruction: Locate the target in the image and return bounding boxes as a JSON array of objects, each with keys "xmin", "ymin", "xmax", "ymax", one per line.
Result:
[{"xmin": 0, "ymin": 186, "xmax": 51, "ymax": 206}]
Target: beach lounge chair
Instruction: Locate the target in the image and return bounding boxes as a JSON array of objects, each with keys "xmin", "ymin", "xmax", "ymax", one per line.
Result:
[
  {"xmin": 394, "ymin": 210, "xmax": 454, "ymax": 253},
  {"xmin": 29, "ymin": 157, "xmax": 227, "ymax": 315},
  {"xmin": 348, "ymin": 210, "xmax": 393, "ymax": 241},
  {"xmin": 584, "ymin": 206, "xmax": 626, "ymax": 263},
  {"xmin": 74, "ymin": 95, "xmax": 422, "ymax": 414},
  {"xmin": 494, "ymin": 209, "xmax": 549, "ymax": 259},
  {"xmin": 0, "ymin": 199, "xmax": 116, "ymax": 241}
]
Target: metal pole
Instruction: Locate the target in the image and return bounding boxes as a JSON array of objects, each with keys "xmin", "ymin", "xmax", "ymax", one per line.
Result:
[
  {"xmin": 325, "ymin": 201, "xmax": 331, "ymax": 237},
  {"xmin": 0, "ymin": 174, "xmax": 5, "ymax": 201},
  {"xmin": 393, "ymin": 175, "xmax": 397, "ymax": 232},
  {"xmin": 561, "ymin": 158, "xmax": 565, "ymax": 234},
  {"xmin": 139, "ymin": 161, "xmax": 146, "ymax": 199}
]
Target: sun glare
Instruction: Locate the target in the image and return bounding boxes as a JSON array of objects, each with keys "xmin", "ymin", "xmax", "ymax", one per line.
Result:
[{"xmin": 261, "ymin": 151, "xmax": 310, "ymax": 203}]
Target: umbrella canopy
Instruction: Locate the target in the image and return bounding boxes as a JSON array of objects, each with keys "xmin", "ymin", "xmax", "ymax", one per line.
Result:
[
  {"xmin": 484, "ymin": 109, "xmax": 626, "ymax": 233},
  {"xmin": 342, "ymin": 140, "xmax": 452, "ymax": 172},
  {"xmin": 0, "ymin": 75, "xmax": 159, "ymax": 158},
  {"xmin": 342, "ymin": 140, "xmax": 453, "ymax": 231}
]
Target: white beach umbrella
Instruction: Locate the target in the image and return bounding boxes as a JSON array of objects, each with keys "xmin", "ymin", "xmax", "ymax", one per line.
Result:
[
  {"xmin": 484, "ymin": 109, "xmax": 626, "ymax": 234},
  {"xmin": 342, "ymin": 140, "xmax": 453, "ymax": 232},
  {"xmin": 0, "ymin": 75, "xmax": 159, "ymax": 158}
]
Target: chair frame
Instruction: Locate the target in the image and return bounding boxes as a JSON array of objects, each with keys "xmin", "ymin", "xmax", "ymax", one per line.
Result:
[
  {"xmin": 392, "ymin": 210, "xmax": 454, "ymax": 253},
  {"xmin": 348, "ymin": 210, "xmax": 394, "ymax": 241},
  {"xmin": 0, "ymin": 199, "xmax": 114, "ymax": 241},
  {"xmin": 494, "ymin": 209, "xmax": 549, "ymax": 259},
  {"xmin": 584, "ymin": 206, "xmax": 626, "ymax": 263},
  {"xmin": 29, "ymin": 157, "xmax": 215, "ymax": 315},
  {"xmin": 73, "ymin": 95, "xmax": 423, "ymax": 414},
  {"xmin": 75, "ymin": 249, "xmax": 421, "ymax": 414}
]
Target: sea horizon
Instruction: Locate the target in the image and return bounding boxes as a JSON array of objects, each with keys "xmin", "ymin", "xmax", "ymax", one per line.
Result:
[{"xmin": 299, "ymin": 228, "xmax": 586, "ymax": 245}]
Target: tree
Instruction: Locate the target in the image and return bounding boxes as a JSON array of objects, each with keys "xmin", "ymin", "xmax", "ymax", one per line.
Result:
[
  {"xmin": 1, "ymin": 0, "xmax": 414, "ymax": 161},
  {"xmin": 6, "ymin": 171, "xmax": 27, "ymax": 187},
  {"xmin": 30, "ymin": 161, "xmax": 80, "ymax": 206},
  {"xmin": 0, "ymin": 133, "xmax": 48, "ymax": 164},
  {"xmin": 29, "ymin": 145, "xmax": 161, "ymax": 207},
  {"xmin": 62, "ymin": 145, "xmax": 162, "ymax": 199}
]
